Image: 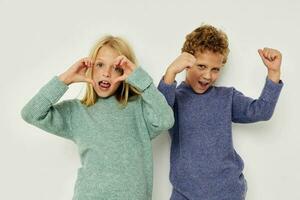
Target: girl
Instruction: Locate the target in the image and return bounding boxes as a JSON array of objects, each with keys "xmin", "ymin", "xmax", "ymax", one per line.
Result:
[{"xmin": 21, "ymin": 36, "xmax": 174, "ymax": 200}]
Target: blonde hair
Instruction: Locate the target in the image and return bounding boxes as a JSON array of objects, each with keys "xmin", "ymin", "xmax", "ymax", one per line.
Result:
[
  {"xmin": 81, "ymin": 36, "xmax": 141, "ymax": 106},
  {"xmin": 182, "ymin": 24, "xmax": 229, "ymax": 64}
]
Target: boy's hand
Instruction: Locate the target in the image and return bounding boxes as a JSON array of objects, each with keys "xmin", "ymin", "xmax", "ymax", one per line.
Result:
[
  {"xmin": 164, "ymin": 52, "xmax": 196, "ymax": 84},
  {"xmin": 258, "ymin": 48, "xmax": 282, "ymax": 83},
  {"xmin": 112, "ymin": 55, "xmax": 137, "ymax": 84},
  {"xmin": 59, "ymin": 57, "xmax": 95, "ymax": 86}
]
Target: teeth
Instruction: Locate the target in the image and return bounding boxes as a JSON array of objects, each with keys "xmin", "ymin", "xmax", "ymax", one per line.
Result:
[{"xmin": 99, "ymin": 80, "xmax": 110, "ymax": 85}]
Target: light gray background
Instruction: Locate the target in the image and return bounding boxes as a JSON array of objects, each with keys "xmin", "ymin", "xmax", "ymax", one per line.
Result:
[{"xmin": 1, "ymin": 0, "xmax": 299, "ymax": 199}]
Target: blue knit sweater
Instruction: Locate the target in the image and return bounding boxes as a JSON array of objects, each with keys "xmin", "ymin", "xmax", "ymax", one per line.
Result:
[{"xmin": 158, "ymin": 78, "xmax": 283, "ymax": 200}]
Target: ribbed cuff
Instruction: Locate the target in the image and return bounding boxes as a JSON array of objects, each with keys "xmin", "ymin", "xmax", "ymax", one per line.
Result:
[
  {"xmin": 126, "ymin": 67, "xmax": 153, "ymax": 91},
  {"xmin": 158, "ymin": 76, "xmax": 177, "ymax": 91},
  {"xmin": 40, "ymin": 76, "xmax": 69, "ymax": 103},
  {"xmin": 260, "ymin": 77, "xmax": 283, "ymax": 103}
]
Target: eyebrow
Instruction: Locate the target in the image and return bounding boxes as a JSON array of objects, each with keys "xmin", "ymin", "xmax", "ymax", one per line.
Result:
[
  {"xmin": 95, "ymin": 58, "xmax": 104, "ymax": 62},
  {"xmin": 95, "ymin": 59, "xmax": 116, "ymax": 67},
  {"xmin": 197, "ymin": 64, "xmax": 222, "ymax": 69}
]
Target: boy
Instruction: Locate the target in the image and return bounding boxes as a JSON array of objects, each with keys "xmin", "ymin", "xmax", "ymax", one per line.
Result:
[{"xmin": 158, "ymin": 25, "xmax": 283, "ymax": 200}]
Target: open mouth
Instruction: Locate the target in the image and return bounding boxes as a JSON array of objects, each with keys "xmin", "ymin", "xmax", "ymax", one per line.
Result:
[
  {"xmin": 98, "ymin": 80, "xmax": 111, "ymax": 89},
  {"xmin": 198, "ymin": 80, "xmax": 209, "ymax": 89}
]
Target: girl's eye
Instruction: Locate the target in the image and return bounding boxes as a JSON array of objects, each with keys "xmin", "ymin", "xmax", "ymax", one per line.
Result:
[
  {"xmin": 96, "ymin": 63, "xmax": 104, "ymax": 68},
  {"xmin": 114, "ymin": 67, "xmax": 123, "ymax": 74},
  {"xmin": 212, "ymin": 68, "xmax": 220, "ymax": 72}
]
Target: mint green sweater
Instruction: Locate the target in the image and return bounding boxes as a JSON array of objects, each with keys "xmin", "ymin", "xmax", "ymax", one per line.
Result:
[{"xmin": 21, "ymin": 67, "xmax": 174, "ymax": 200}]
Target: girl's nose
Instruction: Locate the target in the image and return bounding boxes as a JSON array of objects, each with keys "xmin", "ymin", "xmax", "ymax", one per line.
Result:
[{"xmin": 102, "ymin": 66, "xmax": 111, "ymax": 77}]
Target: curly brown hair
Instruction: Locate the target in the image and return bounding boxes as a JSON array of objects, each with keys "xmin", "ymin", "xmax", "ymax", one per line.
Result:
[{"xmin": 182, "ymin": 25, "xmax": 229, "ymax": 64}]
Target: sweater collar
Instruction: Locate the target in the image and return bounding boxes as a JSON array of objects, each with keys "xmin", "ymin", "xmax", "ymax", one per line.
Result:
[{"xmin": 95, "ymin": 95, "xmax": 119, "ymax": 106}]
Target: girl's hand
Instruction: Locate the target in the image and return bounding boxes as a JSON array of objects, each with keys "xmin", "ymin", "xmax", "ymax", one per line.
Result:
[
  {"xmin": 258, "ymin": 48, "xmax": 282, "ymax": 83},
  {"xmin": 112, "ymin": 55, "xmax": 137, "ymax": 84},
  {"xmin": 58, "ymin": 58, "xmax": 95, "ymax": 86},
  {"xmin": 164, "ymin": 52, "xmax": 196, "ymax": 84}
]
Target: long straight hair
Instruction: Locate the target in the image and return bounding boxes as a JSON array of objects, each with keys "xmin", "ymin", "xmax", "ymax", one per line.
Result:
[{"xmin": 81, "ymin": 36, "xmax": 141, "ymax": 106}]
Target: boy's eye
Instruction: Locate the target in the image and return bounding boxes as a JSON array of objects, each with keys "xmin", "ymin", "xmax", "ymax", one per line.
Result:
[
  {"xmin": 197, "ymin": 65, "xmax": 206, "ymax": 69},
  {"xmin": 212, "ymin": 68, "xmax": 220, "ymax": 72}
]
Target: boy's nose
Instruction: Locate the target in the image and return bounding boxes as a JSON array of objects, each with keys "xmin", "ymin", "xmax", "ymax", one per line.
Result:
[{"xmin": 202, "ymin": 71, "xmax": 211, "ymax": 80}]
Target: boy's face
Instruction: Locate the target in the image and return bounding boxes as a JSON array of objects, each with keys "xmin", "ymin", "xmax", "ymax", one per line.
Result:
[
  {"xmin": 92, "ymin": 46, "xmax": 123, "ymax": 98},
  {"xmin": 185, "ymin": 51, "xmax": 224, "ymax": 94}
]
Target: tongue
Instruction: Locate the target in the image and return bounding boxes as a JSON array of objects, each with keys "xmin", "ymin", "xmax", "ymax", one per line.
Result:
[{"xmin": 100, "ymin": 82, "xmax": 111, "ymax": 88}]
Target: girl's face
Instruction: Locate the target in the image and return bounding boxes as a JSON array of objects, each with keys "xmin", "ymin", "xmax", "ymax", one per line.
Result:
[
  {"xmin": 185, "ymin": 51, "xmax": 224, "ymax": 94},
  {"xmin": 92, "ymin": 46, "xmax": 124, "ymax": 98}
]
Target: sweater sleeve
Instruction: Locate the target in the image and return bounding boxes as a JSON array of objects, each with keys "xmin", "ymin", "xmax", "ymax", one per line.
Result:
[
  {"xmin": 21, "ymin": 76, "xmax": 74, "ymax": 140},
  {"xmin": 232, "ymin": 78, "xmax": 283, "ymax": 123},
  {"xmin": 157, "ymin": 77, "xmax": 177, "ymax": 108},
  {"xmin": 126, "ymin": 67, "xmax": 174, "ymax": 140}
]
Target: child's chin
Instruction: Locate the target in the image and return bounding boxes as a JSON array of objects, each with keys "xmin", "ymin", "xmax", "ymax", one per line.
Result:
[
  {"xmin": 96, "ymin": 92, "xmax": 112, "ymax": 98},
  {"xmin": 193, "ymin": 87, "xmax": 208, "ymax": 94},
  {"xmin": 195, "ymin": 90, "xmax": 206, "ymax": 94}
]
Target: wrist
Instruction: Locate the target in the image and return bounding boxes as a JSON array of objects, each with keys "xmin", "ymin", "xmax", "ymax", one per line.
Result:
[
  {"xmin": 267, "ymin": 70, "xmax": 281, "ymax": 83},
  {"xmin": 164, "ymin": 68, "xmax": 177, "ymax": 84},
  {"xmin": 58, "ymin": 73, "xmax": 72, "ymax": 85}
]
